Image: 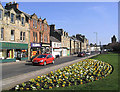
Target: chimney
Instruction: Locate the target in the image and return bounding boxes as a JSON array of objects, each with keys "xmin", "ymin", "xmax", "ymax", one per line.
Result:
[
  {"xmin": 5, "ymin": 1, "xmax": 19, "ymax": 10},
  {"xmin": 50, "ymin": 24, "xmax": 55, "ymax": 31}
]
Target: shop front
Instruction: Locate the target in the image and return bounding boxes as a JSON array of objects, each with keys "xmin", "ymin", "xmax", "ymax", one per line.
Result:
[
  {"xmin": 41, "ymin": 43, "xmax": 50, "ymax": 54},
  {"xmin": 0, "ymin": 42, "xmax": 28, "ymax": 63},
  {"xmin": 31, "ymin": 43, "xmax": 41, "ymax": 58}
]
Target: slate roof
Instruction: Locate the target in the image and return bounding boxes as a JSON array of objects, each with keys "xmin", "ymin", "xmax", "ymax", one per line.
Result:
[{"xmin": 50, "ymin": 36, "xmax": 60, "ymax": 42}]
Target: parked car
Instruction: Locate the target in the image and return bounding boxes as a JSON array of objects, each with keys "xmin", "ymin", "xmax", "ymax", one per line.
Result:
[
  {"xmin": 86, "ymin": 52, "xmax": 91, "ymax": 56},
  {"xmin": 32, "ymin": 54, "xmax": 55, "ymax": 66},
  {"xmin": 77, "ymin": 52, "xmax": 86, "ymax": 57}
]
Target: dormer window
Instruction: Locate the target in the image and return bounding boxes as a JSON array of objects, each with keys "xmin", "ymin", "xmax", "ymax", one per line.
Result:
[
  {"xmin": 21, "ymin": 17, "xmax": 24, "ymax": 25},
  {"xmin": 0, "ymin": 10, "xmax": 3, "ymax": 20},
  {"xmin": 11, "ymin": 13, "xmax": 14, "ymax": 23}
]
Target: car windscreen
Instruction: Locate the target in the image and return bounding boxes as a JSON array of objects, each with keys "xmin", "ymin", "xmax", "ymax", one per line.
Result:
[{"xmin": 37, "ymin": 55, "xmax": 47, "ymax": 58}]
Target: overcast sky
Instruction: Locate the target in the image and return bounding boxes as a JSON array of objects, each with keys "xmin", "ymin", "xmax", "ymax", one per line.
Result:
[{"xmin": 2, "ymin": 2, "xmax": 118, "ymax": 45}]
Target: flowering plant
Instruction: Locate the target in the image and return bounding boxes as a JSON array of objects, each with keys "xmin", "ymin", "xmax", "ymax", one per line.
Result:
[{"xmin": 12, "ymin": 59, "xmax": 113, "ymax": 91}]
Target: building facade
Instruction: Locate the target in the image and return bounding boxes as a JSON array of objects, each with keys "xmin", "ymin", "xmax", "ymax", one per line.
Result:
[
  {"xmin": 50, "ymin": 36, "xmax": 61, "ymax": 58},
  {"xmin": 50, "ymin": 24, "xmax": 70, "ymax": 56},
  {"xmin": 70, "ymin": 36, "xmax": 81, "ymax": 55},
  {"xmin": 29, "ymin": 14, "xmax": 50, "ymax": 59},
  {"xmin": 0, "ymin": 2, "xmax": 30, "ymax": 62}
]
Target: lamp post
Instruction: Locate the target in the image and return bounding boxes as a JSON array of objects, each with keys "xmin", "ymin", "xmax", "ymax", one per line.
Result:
[{"xmin": 94, "ymin": 32, "xmax": 97, "ymax": 51}]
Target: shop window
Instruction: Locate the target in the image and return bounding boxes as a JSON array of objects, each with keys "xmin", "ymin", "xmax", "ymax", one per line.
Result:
[
  {"xmin": 21, "ymin": 17, "xmax": 24, "ymax": 25},
  {"xmin": 23, "ymin": 32, "xmax": 25, "ymax": 41},
  {"xmin": 1, "ymin": 28, "xmax": 4, "ymax": 40},
  {"xmin": 11, "ymin": 30, "xmax": 15, "ymax": 40},
  {"xmin": 0, "ymin": 10, "xmax": 3, "ymax": 20},
  {"xmin": 11, "ymin": 13, "xmax": 15, "ymax": 23},
  {"xmin": 20, "ymin": 31, "xmax": 22, "ymax": 41}
]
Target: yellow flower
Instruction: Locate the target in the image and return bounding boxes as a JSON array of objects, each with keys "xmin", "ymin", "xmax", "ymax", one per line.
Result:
[
  {"xmin": 20, "ymin": 87, "xmax": 24, "ymax": 90},
  {"xmin": 81, "ymin": 82, "xmax": 83, "ymax": 84},
  {"xmin": 62, "ymin": 84, "xmax": 65, "ymax": 87},
  {"xmin": 36, "ymin": 83, "xmax": 40, "ymax": 86},
  {"xmin": 49, "ymin": 86, "xmax": 52, "ymax": 89},
  {"xmin": 37, "ymin": 76, "xmax": 40, "ymax": 78},
  {"xmin": 41, "ymin": 80, "xmax": 43, "ymax": 82},
  {"xmin": 26, "ymin": 88, "xmax": 29, "ymax": 90}
]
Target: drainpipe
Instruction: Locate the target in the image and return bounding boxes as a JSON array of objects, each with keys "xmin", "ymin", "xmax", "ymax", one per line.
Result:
[{"xmin": 28, "ymin": 19, "xmax": 31, "ymax": 61}]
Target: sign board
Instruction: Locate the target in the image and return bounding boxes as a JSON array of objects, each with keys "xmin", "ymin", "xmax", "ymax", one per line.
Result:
[{"xmin": 31, "ymin": 43, "xmax": 41, "ymax": 47}]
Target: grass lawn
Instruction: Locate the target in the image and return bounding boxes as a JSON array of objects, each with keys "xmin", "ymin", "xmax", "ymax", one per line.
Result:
[{"xmin": 50, "ymin": 53, "xmax": 119, "ymax": 91}]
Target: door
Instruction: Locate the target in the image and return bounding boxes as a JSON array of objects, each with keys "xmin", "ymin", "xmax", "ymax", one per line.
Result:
[
  {"xmin": 17, "ymin": 52, "xmax": 21, "ymax": 60},
  {"xmin": 46, "ymin": 55, "xmax": 50, "ymax": 64}
]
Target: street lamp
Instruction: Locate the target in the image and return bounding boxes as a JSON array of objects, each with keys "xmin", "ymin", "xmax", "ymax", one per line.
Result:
[{"xmin": 94, "ymin": 32, "xmax": 97, "ymax": 51}]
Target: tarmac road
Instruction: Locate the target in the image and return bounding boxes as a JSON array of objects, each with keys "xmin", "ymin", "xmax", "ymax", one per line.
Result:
[{"xmin": 2, "ymin": 55, "xmax": 81, "ymax": 79}]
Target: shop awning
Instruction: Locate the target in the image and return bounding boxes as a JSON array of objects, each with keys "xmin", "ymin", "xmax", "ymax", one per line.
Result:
[{"xmin": 0, "ymin": 42, "xmax": 28, "ymax": 49}]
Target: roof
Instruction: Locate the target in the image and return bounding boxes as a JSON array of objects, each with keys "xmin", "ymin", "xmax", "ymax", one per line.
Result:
[{"xmin": 50, "ymin": 36, "xmax": 60, "ymax": 42}]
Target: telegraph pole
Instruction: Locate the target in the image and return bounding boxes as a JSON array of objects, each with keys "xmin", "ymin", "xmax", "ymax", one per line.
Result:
[{"xmin": 94, "ymin": 32, "xmax": 97, "ymax": 51}]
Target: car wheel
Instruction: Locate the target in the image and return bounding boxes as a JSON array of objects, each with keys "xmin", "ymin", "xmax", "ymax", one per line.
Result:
[
  {"xmin": 52, "ymin": 60, "xmax": 54, "ymax": 64},
  {"xmin": 44, "ymin": 61, "xmax": 46, "ymax": 66}
]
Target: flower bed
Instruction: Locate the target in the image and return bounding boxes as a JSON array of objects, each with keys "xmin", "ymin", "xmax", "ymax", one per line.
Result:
[{"xmin": 12, "ymin": 59, "xmax": 113, "ymax": 91}]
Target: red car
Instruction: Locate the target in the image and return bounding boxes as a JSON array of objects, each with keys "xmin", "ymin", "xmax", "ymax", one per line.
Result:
[{"xmin": 32, "ymin": 54, "xmax": 55, "ymax": 66}]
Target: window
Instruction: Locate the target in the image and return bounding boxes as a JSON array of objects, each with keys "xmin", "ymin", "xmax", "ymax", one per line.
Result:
[
  {"xmin": 21, "ymin": 17, "xmax": 24, "ymax": 25},
  {"xmin": 1, "ymin": 28, "xmax": 4, "ymax": 40},
  {"xmin": 41, "ymin": 33, "xmax": 42, "ymax": 42},
  {"xmin": 35, "ymin": 33, "xmax": 37, "ymax": 42},
  {"xmin": 44, "ymin": 24, "xmax": 47, "ymax": 31},
  {"xmin": 33, "ymin": 32, "xmax": 35, "ymax": 42},
  {"xmin": 0, "ymin": 10, "xmax": 3, "ymax": 20},
  {"xmin": 40, "ymin": 22, "xmax": 42, "ymax": 30},
  {"xmin": 11, "ymin": 30, "xmax": 14, "ymax": 40},
  {"xmin": 33, "ymin": 19, "xmax": 34, "ymax": 27},
  {"xmin": 11, "ymin": 13, "xmax": 14, "ymax": 23},
  {"xmin": 23, "ymin": 32, "xmax": 25, "ymax": 41},
  {"xmin": 20, "ymin": 31, "xmax": 22, "ymax": 40},
  {"xmin": 35, "ymin": 20, "xmax": 37, "ymax": 28},
  {"xmin": 44, "ymin": 35, "xmax": 48, "ymax": 43}
]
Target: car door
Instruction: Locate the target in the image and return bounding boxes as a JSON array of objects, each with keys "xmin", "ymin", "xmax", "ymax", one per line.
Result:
[
  {"xmin": 49, "ymin": 55, "xmax": 53, "ymax": 63},
  {"xmin": 46, "ymin": 55, "xmax": 50, "ymax": 64}
]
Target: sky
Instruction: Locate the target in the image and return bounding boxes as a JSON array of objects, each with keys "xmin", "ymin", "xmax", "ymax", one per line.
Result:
[{"xmin": 2, "ymin": 2, "xmax": 118, "ymax": 45}]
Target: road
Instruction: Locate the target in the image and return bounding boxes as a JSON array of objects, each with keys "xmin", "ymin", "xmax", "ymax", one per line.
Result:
[
  {"xmin": 1, "ymin": 53, "xmax": 99, "ymax": 90},
  {"xmin": 2, "ymin": 55, "xmax": 82, "ymax": 79}
]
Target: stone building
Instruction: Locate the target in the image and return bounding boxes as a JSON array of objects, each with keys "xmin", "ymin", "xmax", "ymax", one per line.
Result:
[
  {"xmin": 50, "ymin": 24, "xmax": 70, "ymax": 56},
  {"xmin": 76, "ymin": 34, "xmax": 89, "ymax": 52},
  {"xmin": 0, "ymin": 2, "xmax": 30, "ymax": 62},
  {"xmin": 111, "ymin": 35, "xmax": 117, "ymax": 43},
  {"xmin": 70, "ymin": 36, "xmax": 81, "ymax": 55}
]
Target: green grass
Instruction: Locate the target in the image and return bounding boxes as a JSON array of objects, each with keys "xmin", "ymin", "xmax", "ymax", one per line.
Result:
[{"xmin": 50, "ymin": 53, "xmax": 119, "ymax": 91}]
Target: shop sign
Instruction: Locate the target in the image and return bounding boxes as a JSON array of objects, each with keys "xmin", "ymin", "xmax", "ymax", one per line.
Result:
[
  {"xmin": 31, "ymin": 43, "xmax": 41, "ymax": 47},
  {"xmin": 42, "ymin": 44, "xmax": 50, "ymax": 47}
]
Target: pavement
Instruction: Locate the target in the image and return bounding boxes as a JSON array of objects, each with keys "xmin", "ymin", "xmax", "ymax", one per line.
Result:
[{"xmin": 1, "ymin": 53, "xmax": 99, "ymax": 91}]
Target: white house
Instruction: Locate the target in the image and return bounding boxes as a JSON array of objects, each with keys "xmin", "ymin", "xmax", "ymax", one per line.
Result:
[
  {"xmin": 90, "ymin": 45, "xmax": 101, "ymax": 51},
  {"xmin": 50, "ymin": 36, "xmax": 62, "ymax": 58}
]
